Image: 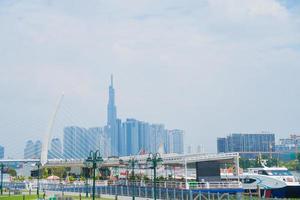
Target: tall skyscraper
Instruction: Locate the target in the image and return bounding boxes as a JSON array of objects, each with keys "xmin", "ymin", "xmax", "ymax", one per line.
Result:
[
  {"xmin": 168, "ymin": 129, "xmax": 184, "ymax": 154},
  {"xmin": 34, "ymin": 140, "xmax": 42, "ymax": 159},
  {"xmin": 0, "ymin": 145, "xmax": 4, "ymax": 159},
  {"xmin": 107, "ymin": 75, "xmax": 118, "ymax": 156},
  {"xmin": 117, "ymin": 119, "xmax": 126, "ymax": 156},
  {"xmin": 48, "ymin": 138, "xmax": 62, "ymax": 159},
  {"xmin": 63, "ymin": 126, "xmax": 88, "ymax": 159},
  {"xmin": 124, "ymin": 119, "xmax": 140, "ymax": 155},
  {"xmin": 87, "ymin": 127, "xmax": 102, "ymax": 153},
  {"xmin": 149, "ymin": 124, "xmax": 166, "ymax": 153},
  {"xmin": 217, "ymin": 137, "xmax": 227, "ymax": 153},
  {"xmin": 138, "ymin": 121, "xmax": 150, "ymax": 153},
  {"xmin": 24, "ymin": 140, "xmax": 35, "ymax": 159}
]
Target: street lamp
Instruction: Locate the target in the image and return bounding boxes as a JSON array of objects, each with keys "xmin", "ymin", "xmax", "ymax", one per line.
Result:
[
  {"xmin": 0, "ymin": 163, "xmax": 4, "ymax": 195},
  {"xmin": 128, "ymin": 158, "xmax": 138, "ymax": 200},
  {"xmin": 82, "ymin": 165, "xmax": 89, "ymax": 198},
  {"xmin": 146, "ymin": 153, "xmax": 163, "ymax": 200},
  {"xmin": 85, "ymin": 150, "xmax": 104, "ymax": 200},
  {"xmin": 35, "ymin": 162, "xmax": 41, "ymax": 199}
]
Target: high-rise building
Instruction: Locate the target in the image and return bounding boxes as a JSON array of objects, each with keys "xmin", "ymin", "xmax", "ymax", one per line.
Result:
[
  {"xmin": 0, "ymin": 145, "xmax": 4, "ymax": 159},
  {"xmin": 87, "ymin": 127, "xmax": 102, "ymax": 153},
  {"xmin": 34, "ymin": 140, "xmax": 42, "ymax": 159},
  {"xmin": 149, "ymin": 124, "xmax": 166, "ymax": 153},
  {"xmin": 217, "ymin": 138, "xmax": 227, "ymax": 153},
  {"xmin": 107, "ymin": 75, "xmax": 118, "ymax": 156},
  {"xmin": 24, "ymin": 140, "xmax": 35, "ymax": 159},
  {"xmin": 217, "ymin": 132, "xmax": 275, "ymax": 158},
  {"xmin": 48, "ymin": 138, "xmax": 62, "ymax": 159},
  {"xmin": 171, "ymin": 129, "xmax": 184, "ymax": 154},
  {"xmin": 124, "ymin": 119, "xmax": 140, "ymax": 155},
  {"xmin": 138, "ymin": 121, "xmax": 150, "ymax": 153},
  {"xmin": 63, "ymin": 126, "xmax": 88, "ymax": 159},
  {"xmin": 117, "ymin": 119, "xmax": 127, "ymax": 156}
]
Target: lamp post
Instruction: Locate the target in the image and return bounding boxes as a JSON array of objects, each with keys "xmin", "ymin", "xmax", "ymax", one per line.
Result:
[
  {"xmin": 146, "ymin": 153, "xmax": 163, "ymax": 200},
  {"xmin": 85, "ymin": 150, "xmax": 103, "ymax": 200},
  {"xmin": 84, "ymin": 167, "xmax": 89, "ymax": 198},
  {"xmin": 0, "ymin": 163, "xmax": 3, "ymax": 195},
  {"xmin": 36, "ymin": 162, "xmax": 41, "ymax": 199},
  {"xmin": 128, "ymin": 158, "xmax": 138, "ymax": 200}
]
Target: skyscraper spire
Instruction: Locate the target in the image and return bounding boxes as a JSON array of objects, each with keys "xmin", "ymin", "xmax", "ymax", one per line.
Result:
[{"xmin": 110, "ymin": 74, "xmax": 113, "ymax": 87}]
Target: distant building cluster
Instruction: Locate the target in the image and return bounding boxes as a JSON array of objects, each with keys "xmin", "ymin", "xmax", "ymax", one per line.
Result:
[
  {"xmin": 61, "ymin": 122, "xmax": 184, "ymax": 159},
  {"xmin": 217, "ymin": 133, "xmax": 300, "ymax": 160},
  {"xmin": 275, "ymin": 134, "xmax": 300, "ymax": 161},
  {"xmin": 276, "ymin": 134, "xmax": 300, "ymax": 152},
  {"xmin": 217, "ymin": 132, "xmax": 275, "ymax": 158},
  {"xmin": 23, "ymin": 75, "xmax": 184, "ymax": 159}
]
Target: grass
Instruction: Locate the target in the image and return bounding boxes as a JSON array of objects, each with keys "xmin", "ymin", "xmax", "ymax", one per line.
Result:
[{"xmin": 0, "ymin": 195, "xmax": 37, "ymax": 200}]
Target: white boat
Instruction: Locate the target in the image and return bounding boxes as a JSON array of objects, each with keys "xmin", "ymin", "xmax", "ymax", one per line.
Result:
[{"xmin": 221, "ymin": 166, "xmax": 300, "ymax": 198}]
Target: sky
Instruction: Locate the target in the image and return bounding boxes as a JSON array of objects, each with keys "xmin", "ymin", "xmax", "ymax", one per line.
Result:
[{"xmin": 0, "ymin": 0, "xmax": 300, "ymax": 158}]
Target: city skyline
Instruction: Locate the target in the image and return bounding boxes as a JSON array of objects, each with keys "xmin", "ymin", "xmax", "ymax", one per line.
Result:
[
  {"xmin": 21, "ymin": 76, "xmax": 184, "ymax": 159},
  {"xmin": 1, "ymin": 0, "xmax": 300, "ymax": 158}
]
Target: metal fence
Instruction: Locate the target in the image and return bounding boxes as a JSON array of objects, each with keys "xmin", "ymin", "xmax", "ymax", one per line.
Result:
[{"xmin": 2, "ymin": 181, "xmax": 243, "ymax": 200}]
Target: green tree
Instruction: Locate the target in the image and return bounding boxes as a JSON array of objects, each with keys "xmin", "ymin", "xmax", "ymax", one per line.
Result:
[
  {"xmin": 7, "ymin": 168, "xmax": 17, "ymax": 177},
  {"xmin": 239, "ymin": 158, "xmax": 251, "ymax": 169},
  {"xmin": 266, "ymin": 158, "xmax": 278, "ymax": 167},
  {"xmin": 254, "ymin": 156, "xmax": 262, "ymax": 167}
]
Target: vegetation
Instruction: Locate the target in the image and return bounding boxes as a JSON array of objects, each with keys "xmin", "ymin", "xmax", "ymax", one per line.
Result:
[
  {"xmin": 12, "ymin": 176, "xmax": 25, "ymax": 182},
  {"xmin": 41, "ymin": 166, "xmax": 71, "ymax": 179},
  {"xmin": 7, "ymin": 169, "xmax": 16, "ymax": 177},
  {"xmin": 239, "ymin": 153, "xmax": 300, "ymax": 171}
]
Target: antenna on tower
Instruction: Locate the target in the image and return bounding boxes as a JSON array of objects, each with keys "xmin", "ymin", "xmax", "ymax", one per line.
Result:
[{"xmin": 111, "ymin": 74, "xmax": 113, "ymax": 87}]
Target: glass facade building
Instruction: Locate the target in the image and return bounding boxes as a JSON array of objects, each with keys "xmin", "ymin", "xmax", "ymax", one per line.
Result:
[{"xmin": 217, "ymin": 133, "xmax": 275, "ymax": 158}]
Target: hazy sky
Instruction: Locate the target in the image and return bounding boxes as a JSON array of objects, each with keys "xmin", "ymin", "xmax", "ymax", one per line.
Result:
[{"xmin": 1, "ymin": 0, "xmax": 300, "ymax": 158}]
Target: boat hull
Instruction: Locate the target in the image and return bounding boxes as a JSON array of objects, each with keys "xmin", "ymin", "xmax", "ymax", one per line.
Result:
[{"xmin": 266, "ymin": 185, "xmax": 300, "ymax": 198}]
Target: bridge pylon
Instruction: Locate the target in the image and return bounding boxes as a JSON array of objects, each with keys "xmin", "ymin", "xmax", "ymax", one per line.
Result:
[{"xmin": 40, "ymin": 93, "xmax": 64, "ymax": 166}]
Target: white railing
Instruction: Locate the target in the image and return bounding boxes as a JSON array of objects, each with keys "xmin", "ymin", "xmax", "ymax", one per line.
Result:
[
  {"xmin": 112, "ymin": 180, "xmax": 242, "ymax": 189},
  {"xmin": 45, "ymin": 152, "xmax": 239, "ymax": 167}
]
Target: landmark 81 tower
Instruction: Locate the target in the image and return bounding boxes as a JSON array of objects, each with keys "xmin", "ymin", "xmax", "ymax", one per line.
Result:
[{"xmin": 107, "ymin": 75, "xmax": 118, "ymax": 156}]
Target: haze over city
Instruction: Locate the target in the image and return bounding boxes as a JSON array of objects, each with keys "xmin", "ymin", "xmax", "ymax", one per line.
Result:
[{"xmin": 1, "ymin": 0, "xmax": 300, "ymax": 158}]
